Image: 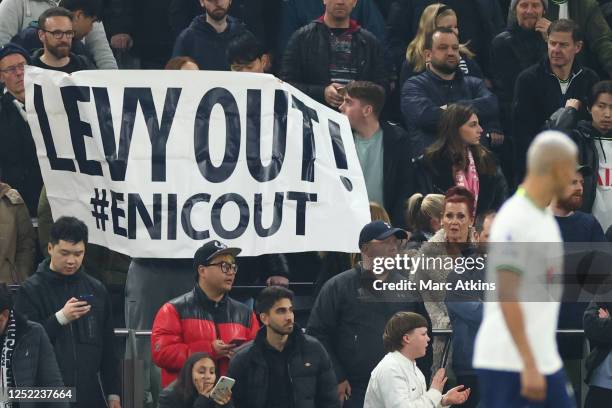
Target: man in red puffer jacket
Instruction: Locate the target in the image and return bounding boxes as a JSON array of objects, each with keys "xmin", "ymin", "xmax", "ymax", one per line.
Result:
[{"xmin": 151, "ymin": 240, "xmax": 259, "ymax": 387}]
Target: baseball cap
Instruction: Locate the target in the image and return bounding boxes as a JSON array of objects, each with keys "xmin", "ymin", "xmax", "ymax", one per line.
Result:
[
  {"xmin": 193, "ymin": 240, "xmax": 241, "ymax": 273},
  {"xmin": 577, "ymin": 164, "xmax": 592, "ymax": 177},
  {"xmin": 358, "ymin": 220, "xmax": 408, "ymax": 248},
  {"xmin": 0, "ymin": 43, "xmax": 31, "ymax": 64}
]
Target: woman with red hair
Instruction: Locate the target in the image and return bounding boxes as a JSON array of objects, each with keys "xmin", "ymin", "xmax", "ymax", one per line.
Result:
[{"xmin": 410, "ymin": 186, "xmax": 477, "ymax": 375}]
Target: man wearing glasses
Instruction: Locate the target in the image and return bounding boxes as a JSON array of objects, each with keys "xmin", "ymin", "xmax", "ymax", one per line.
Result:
[
  {"xmin": 0, "ymin": 43, "xmax": 43, "ymax": 217},
  {"xmin": 32, "ymin": 7, "xmax": 93, "ymax": 73},
  {"xmin": 151, "ymin": 240, "xmax": 260, "ymax": 387}
]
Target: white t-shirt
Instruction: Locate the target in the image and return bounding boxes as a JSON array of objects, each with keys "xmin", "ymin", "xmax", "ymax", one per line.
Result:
[
  {"xmin": 473, "ymin": 190, "xmax": 564, "ymax": 375},
  {"xmin": 592, "ymin": 136, "xmax": 612, "ymax": 231}
]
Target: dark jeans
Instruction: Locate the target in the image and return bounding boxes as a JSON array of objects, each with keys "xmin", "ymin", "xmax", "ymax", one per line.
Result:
[{"xmin": 585, "ymin": 385, "xmax": 612, "ymax": 408}]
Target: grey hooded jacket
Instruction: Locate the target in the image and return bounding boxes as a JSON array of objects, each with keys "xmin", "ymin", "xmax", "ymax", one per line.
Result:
[{"xmin": 0, "ymin": 0, "xmax": 117, "ymax": 69}]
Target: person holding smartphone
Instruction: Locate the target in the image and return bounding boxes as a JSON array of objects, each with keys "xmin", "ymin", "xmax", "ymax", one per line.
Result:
[{"xmin": 159, "ymin": 352, "xmax": 233, "ymax": 408}]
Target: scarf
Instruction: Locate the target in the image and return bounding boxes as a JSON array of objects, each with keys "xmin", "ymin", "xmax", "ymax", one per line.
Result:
[
  {"xmin": 0, "ymin": 310, "xmax": 16, "ymax": 408},
  {"xmin": 455, "ymin": 149, "xmax": 480, "ymax": 215}
]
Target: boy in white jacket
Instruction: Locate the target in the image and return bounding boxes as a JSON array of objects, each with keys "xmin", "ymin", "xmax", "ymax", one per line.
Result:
[{"xmin": 364, "ymin": 312, "xmax": 471, "ymax": 408}]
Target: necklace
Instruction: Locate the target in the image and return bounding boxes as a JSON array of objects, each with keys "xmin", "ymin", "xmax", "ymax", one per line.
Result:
[{"xmin": 556, "ymin": 75, "xmax": 571, "ymax": 83}]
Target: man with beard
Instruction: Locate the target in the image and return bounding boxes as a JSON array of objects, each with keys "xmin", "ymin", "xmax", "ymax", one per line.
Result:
[
  {"xmin": 551, "ymin": 165, "xmax": 606, "ymax": 243},
  {"xmin": 550, "ymin": 164, "xmax": 606, "ymax": 405},
  {"xmin": 172, "ymin": 0, "xmax": 246, "ymax": 71},
  {"xmin": 32, "ymin": 7, "xmax": 93, "ymax": 73},
  {"xmin": 227, "ymin": 286, "xmax": 338, "ymax": 408},
  {"xmin": 280, "ymin": 0, "xmax": 388, "ymax": 109},
  {"xmin": 401, "ymin": 27, "xmax": 502, "ymax": 156},
  {"xmin": 151, "ymin": 240, "xmax": 259, "ymax": 387}
]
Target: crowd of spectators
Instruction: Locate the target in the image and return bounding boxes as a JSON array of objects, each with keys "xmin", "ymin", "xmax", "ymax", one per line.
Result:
[{"xmin": 2, "ymin": 0, "xmax": 612, "ymax": 407}]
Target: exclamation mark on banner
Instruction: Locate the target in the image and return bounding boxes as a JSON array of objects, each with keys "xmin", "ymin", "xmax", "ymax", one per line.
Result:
[{"xmin": 328, "ymin": 119, "xmax": 353, "ymax": 192}]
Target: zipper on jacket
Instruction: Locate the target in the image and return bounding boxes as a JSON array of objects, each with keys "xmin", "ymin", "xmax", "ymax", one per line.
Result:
[
  {"xmin": 66, "ymin": 282, "xmax": 78, "ymax": 390},
  {"xmin": 287, "ymin": 361, "xmax": 295, "ymax": 407}
]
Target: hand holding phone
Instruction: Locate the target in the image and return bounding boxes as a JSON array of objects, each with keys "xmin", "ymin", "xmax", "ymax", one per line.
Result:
[
  {"xmin": 210, "ymin": 376, "xmax": 235, "ymax": 402},
  {"xmin": 229, "ymin": 337, "xmax": 247, "ymax": 346}
]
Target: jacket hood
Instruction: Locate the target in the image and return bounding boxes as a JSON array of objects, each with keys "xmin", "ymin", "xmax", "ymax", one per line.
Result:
[
  {"xmin": 188, "ymin": 15, "xmax": 243, "ymax": 35},
  {"xmin": 315, "ymin": 16, "xmax": 361, "ymax": 34},
  {"xmin": 576, "ymin": 120, "xmax": 612, "ymax": 140}
]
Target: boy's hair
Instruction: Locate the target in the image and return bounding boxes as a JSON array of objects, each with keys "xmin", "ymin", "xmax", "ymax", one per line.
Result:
[
  {"xmin": 589, "ymin": 80, "xmax": 612, "ymax": 108},
  {"xmin": 227, "ymin": 31, "xmax": 265, "ymax": 66},
  {"xmin": 256, "ymin": 286, "xmax": 294, "ymax": 315},
  {"xmin": 49, "ymin": 216, "xmax": 88, "ymax": 246},
  {"xmin": 383, "ymin": 311, "xmax": 429, "ymax": 352},
  {"xmin": 58, "ymin": 0, "xmax": 102, "ymax": 18},
  {"xmin": 344, "ymin": 81, "xmax": 386, "ymax": 117}
]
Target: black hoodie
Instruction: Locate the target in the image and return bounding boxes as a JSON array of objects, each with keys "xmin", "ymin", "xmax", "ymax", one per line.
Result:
[
  {"xmin": 13, "ymin": 259, "xmax": 120, "ymax": 408},
  {"xmin": 172, "ymin": 15, "xmax": 246, "ymax": 71}
]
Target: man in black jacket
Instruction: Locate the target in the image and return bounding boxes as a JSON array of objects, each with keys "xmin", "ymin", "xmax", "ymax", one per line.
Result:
[
  {"xmin": 490, "ymin": 0, "xmax": 549, "ymax": 139},
  {"xmin": 513, "ymin": 19, "xmax": 599, "ymax": 182},
  {"xmin": 172, "ymin": 0, "xmax": 246, "ymax": 71},
  {"xmin": 307, "ymin": 220, "xmax": 432, "ymax": 408},
  {"xmin": 339, "ymin": 81, "xmax": 414, "ymax": 228},
  {"xmin": 0, "ymin": 43, "xmax": 42, "ymax": 217},
  {"xmin": 228, "ymin": 286, "xmax": 338, "ymax": 408},
  {"xmin": 280, "ymin": 0, "xmax": 388, "ymax": 109},
  {"xmin": 0, "ymin": 284, "xmax": 68, "ymax": 408},
  {"xmin": 401, "ymin": 27, "xmax": 503, "ymax": 156},
  {"xmin": 14, "ymin": 217, "xmax": 120, "ymax": 408}
]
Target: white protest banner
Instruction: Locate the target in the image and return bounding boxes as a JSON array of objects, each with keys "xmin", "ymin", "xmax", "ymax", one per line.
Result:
[{"xmin": 25, "ymin": 67, "xmax": 371, "ymax": 257}]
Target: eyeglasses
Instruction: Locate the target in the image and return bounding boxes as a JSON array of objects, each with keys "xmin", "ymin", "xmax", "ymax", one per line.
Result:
[
  {"xmin": 207, "ymin": 261, "xmax": 238, "ymax": 275},
  {"xmin": 0, "ymin": 62, "xmax": 26, "ymax": 74},
  {"xmin": 41, "ymin": 29, "xmax": 76, "ymax": 39}
]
